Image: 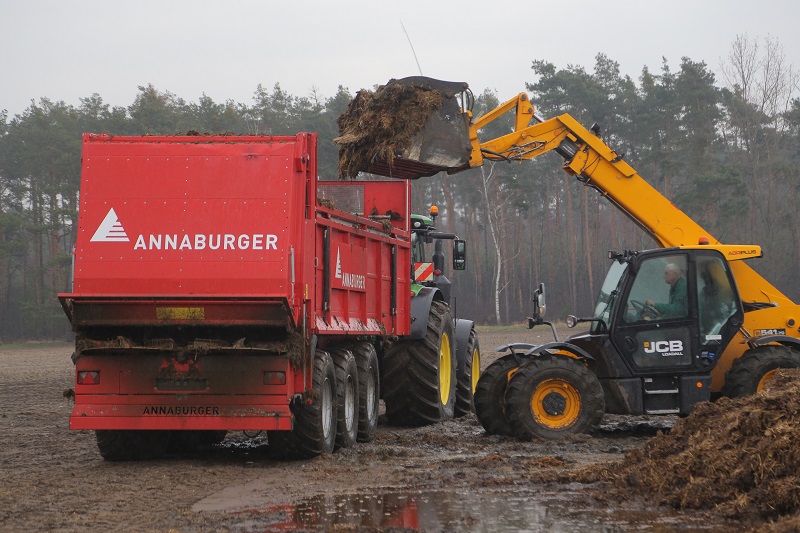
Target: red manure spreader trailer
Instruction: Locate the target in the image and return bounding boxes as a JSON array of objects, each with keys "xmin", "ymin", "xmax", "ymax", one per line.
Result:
[{"xmin": 59, "ymin": 133, "xmax": 479, "ymax": 460}]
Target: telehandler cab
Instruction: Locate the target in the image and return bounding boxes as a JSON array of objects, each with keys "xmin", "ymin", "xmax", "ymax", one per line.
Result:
[{"xmin": 341, "ymin": 76, "xmax": 800, "ymax": 439}]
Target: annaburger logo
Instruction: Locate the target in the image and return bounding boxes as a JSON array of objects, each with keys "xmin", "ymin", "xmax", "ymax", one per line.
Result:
[
  {"xmin": 142, "ymin": 405, "xmax": 220, "ymax": 415},
  {"xmin": 91, "ymin": 208, "xmax": 129, "ymax": 242},
  {"xmin": 334, "ymin": 248, "xmax": 366, "ymax": 289},
  {"xmin": 90, "ymin": 207, "xmax": 279, "ymax": 250}
]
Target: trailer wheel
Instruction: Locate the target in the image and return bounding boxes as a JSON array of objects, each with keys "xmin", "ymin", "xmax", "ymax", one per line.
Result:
[
  {"xmin": 384, "ymin": 300, "xmax": 456, "ymax": 426},
  {"xmin": 167, "ymin": 430, "xmax": 201, "ymax": 454},
  {"xmin": 331, "ymin": 347, "xmax": 359, "ymax": 449},
  {"xmin": 473, "ymin": 353, "xmax": 520, "ymax": 436},
  {"xmin": 349, "ymin": 342, "xmax": 380, "ymax": 442},
  {"xmin": 505, "ymin": 356, "xmax": 604, "ymax": 440},
  {"xmin": 722, "ymin": 345, "xmax": 800, "ymax": 397},
  {"xmin": 455, "ymin": 328, "xmax": 480, "ymax": 417},
  {"xmin": 283, "ymin": 350, "xmax": 337, "ymax": 458},
  {"xmin": 95, "ymin": 430, "xmax": 170, "ymax": 461},
  {"xmin": 198, "ymin": 430, "xmax": 227, "ymax": 446}
]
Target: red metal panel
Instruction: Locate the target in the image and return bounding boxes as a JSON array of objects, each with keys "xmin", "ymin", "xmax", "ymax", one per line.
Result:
[
  {"xmin": 70, "ymin": 412, "xmax": 293, "ymax": 431},
  {"xmin": 66, "ymin": 297, "xmax": 292, "ymax": 327},
  {"xmin": 72, "ymin": 134, "xmax": 310, "ymax": 303},
  {"xmin": 312, "ymin": 179, "xmax": 411, "ymax": 337},
  {"xmin": 71, "ymin": 352, "xmax": 296, "ymax": 430}
]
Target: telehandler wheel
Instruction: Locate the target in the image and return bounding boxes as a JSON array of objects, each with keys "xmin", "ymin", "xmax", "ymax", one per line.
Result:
[
  {"xmin": 349, "ymin": 342, "xmax": 380, "ymax": 442},
  {"xmin": 473, "ymin": 353, "xmax": 520, "ymax": 436},
  {"xmin": 331, "ymin": 347, "xmax": 359, "ymax": 450},
  {"xmin": 383, "ymin": 300, "xmax": 456, "ymax": 426},
  {"xmin": 505, "ymin": 356, "xmax": 604, "ymax": 440},
  {"xmin": 722, "ymin": 345, "xmax": 800, "ymax": 397},
  {"xmin": 280, "ymin": 350, "xmax": 338, "ymax": 458},
  {"xmin": 455, "ymin": 328, "xmax": 480, "ymax": 417},
  {"xmin": 95, "ymin": 430, "xmax": 170, "ymax": 461}
]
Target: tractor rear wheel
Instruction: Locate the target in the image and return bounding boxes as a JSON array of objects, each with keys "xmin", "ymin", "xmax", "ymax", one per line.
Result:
[
  {"xmin": 505, "ymin": 355, "xmax": 604, "ymax": 440},
  {"xmin": 95, "ymin": 430, "xmax": 170, "ymax": 461},
  {"xmin": 722, "ymin": 345, "xmax": 800, "ymax": 397},
  {"xmin": 455, "ymin": 327, "xmax": 480, "ymax": 417},
  {"xmin": 349, "ymin": 342, "xmax": 380, "ymax": 442},
  {"xmin": 473, "ymin": 353, "xmax": 520, "ymax": 436},
  {"xmin": 384, "ymin": 300, "xmax": 456, "ymax": 426},
  {"xmin": 331, "ymin": 347, "xmax": 359, "ymax": 449}
]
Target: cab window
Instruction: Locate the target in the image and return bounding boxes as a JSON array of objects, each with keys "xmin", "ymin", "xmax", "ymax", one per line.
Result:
[
  {"xmin": 696, "ymin": 256, "xmax": 737, "ymax": 339},
  {"xmin": 622, "ymin": 255, "xmax": 688, "ymax": 324},
  {"xmin": 411, "ymin": 232, "xmax": 426, "ymax": 264}
]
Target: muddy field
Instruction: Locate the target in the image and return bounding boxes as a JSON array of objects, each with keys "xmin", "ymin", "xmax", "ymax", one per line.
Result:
[{"xmin": 0, "ymin": 329, "xmax": 767, "ymax": 532}]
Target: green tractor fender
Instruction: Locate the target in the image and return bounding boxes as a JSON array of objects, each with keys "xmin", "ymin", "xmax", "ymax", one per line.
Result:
[{"xmin": 406, "ymin": 286, "xmax": 443, "ymax": 341}]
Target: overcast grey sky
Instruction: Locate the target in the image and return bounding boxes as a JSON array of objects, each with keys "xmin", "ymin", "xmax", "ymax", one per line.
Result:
[{"xmin": 2, "ymin": 0, "xmax": 799, "ymax": 118}]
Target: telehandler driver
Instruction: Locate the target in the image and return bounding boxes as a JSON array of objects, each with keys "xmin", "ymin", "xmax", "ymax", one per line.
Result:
[{"xmin": 645, "ymin": 262, "xmax": 687, "ymax": 318}]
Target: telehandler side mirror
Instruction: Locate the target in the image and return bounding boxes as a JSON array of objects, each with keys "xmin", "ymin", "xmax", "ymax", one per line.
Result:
[
  {"xmin": 452, "ymin": 239, "xmax": 466, "ymax": 270},
  {"xmin": 528, "ymin": 283, "xmax": 546, "ymax": 328}
]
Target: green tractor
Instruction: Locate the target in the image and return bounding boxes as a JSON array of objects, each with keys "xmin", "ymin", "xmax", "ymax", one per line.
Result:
[{"xmin": 382, "ymin": 207, "xmax": 481, "ymax": 425}]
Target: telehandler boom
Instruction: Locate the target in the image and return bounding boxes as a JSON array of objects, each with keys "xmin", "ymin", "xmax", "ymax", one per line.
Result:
[{"xmin": 347, "ymin": 76, "xmax": 800, "ymax": 439}]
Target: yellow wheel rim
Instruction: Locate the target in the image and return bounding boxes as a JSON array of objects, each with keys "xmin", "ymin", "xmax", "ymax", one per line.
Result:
[
  {"xmin": 471, "ymin": 348, "xmax": 481, "ymax": 394},
  {"xmin": 439, "ymin": 332, "xmax": 452, "ymax": 406},
  {"xmin": 757, "ymin": 369, "xmax": 778, "ymax": 392},
  {"xmin": 531, "ymin": 378, "xmax": 581, "ymax": 429}
]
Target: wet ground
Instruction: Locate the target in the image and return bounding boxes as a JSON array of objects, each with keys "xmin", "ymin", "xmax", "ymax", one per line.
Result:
[{"xmin": 0, "ymin": 331, "xmax": 749, "ymax": 532}]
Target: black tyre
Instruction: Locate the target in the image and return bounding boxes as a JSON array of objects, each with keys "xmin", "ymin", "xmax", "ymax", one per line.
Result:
[
  {"xmin": 383, "ymin": 300, "xmax": 456, "ymax": 426},
  {"xmin": 349, "ymin": 342, "xmax": 380, "ymax": 442},
  {"xmin": 198, "ymin": 430, "xmax": 227, "ymax": 446},
  {"xmin": 455, "ymin": 328, "xmax": 480, "ymax": 417},
  {"xmin": 505, "ymin": 355, "xmax": 604, "ymax": 440},
  {"xmin": 331, "ymin": 347, "xmax": 359, "ymax": 449},
  {"xmin": 95, "ymin": 430, "xmax": 170, "ymax": 461},
  {"xmin": 167, "ymin": 430, "xmax": 201, "ymax": 454},
  {"xmin": 722, "ymin": 345, "xmax": 800, "ymax": 398},
  {"xmin": 278, "ymin": 350, "xmax": 337, "ymax": 458},
  {"xmin": 473, "ymin": 353, "xmax": 520, "ymax": 436}
]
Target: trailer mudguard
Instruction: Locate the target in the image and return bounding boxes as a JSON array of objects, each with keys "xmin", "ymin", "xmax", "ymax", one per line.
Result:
[
  {"xmin": 407, "ymin": 287, "xmax": 441, "ymax": 340},
  {"xmin": 495, "ymin": 341, "xmax": 596, "ymax": 362},
  {"xmin": 454, "ymin": 318, "xmax": 475, "ymax": 380}
]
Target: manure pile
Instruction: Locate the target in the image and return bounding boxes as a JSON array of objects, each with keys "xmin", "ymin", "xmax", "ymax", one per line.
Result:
[
  {"xmin": 334, "ymin": 81, "xmax": 444, "ymax": 179},
  {"xmin": 602, "ymin": 369, "xmax": 800, "ymax": 522}
]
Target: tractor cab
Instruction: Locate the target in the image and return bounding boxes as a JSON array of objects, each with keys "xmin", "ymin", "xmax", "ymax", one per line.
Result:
[{"xmin": 410, "ymin": 207, "xmax": 467, "ymax": 302}]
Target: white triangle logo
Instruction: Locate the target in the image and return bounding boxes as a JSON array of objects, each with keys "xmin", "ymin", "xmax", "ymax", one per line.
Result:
[
  {"xmin": 91, "ymin": 208, "xmax": 129, "ymax": 242},
  {"xmin": 335, "ymin": 248, "xmax": 342, "ymax": 278}
]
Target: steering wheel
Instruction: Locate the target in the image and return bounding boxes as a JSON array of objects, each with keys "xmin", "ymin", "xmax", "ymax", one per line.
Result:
[{"xmin": 630, "ymin": 299, "xmax": 660, "ymax": 320}]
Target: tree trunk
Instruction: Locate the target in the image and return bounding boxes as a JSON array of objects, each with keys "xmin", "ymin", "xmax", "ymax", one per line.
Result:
[
  {"xmin": 480, "ymin": 165, "xmax": 503, "ymax": 325},
  {"xmin": 583, "ymin": 187, "xmax": 594, "ymax": 304}
]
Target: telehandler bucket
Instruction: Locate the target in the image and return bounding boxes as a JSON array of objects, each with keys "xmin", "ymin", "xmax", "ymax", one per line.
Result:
[{"xmin": 335, "ymin": 76, "xmax": 473, "ymax": 180}]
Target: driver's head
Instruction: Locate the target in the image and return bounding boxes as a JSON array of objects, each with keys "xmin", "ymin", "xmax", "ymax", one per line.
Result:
[{"xmin": 664, "ymin": 263, "xmax": 683, "ymax": 286}]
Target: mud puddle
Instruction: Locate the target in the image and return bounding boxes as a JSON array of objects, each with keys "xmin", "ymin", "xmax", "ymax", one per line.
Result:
[{"xmin": 195, "ymin": 486, "xmax": 732, "ymax": 532}]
